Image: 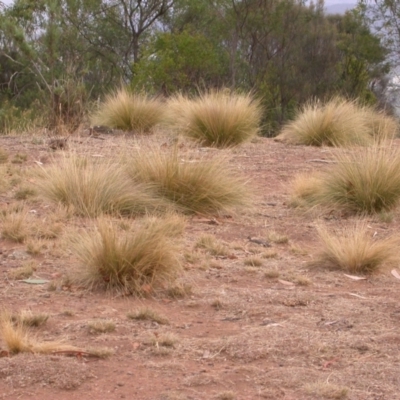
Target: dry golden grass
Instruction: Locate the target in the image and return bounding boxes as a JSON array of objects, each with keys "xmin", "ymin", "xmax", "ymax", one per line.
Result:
[
  {"xmin": 0, "ymin": 147, "xmax": 9, "ymax": 163},
  {"xmin": 291, "ymin": 145, "xmax": 400, "ymax": 214},
  {"xmin": 127, "ymin": 308, "xmax": 169, "ymax": 325},
  {"xmin": 87, "ymin": 320, "xmax": 116, "ymax": 334},
  {"xmin": 125, "ymin": 147, "xmax": 251, "ymax": 215},
  {"xmin": 0, "ymin": 314, "xmax": 78, "ymax": 355},
  {"xmin": 167, "ymin": 90, "xmax": 262, "ymax": 147},
  {"xmin": 8, "ymin": 261, "xmax": 36, "ymax": 280},
  {"xmin": 289, "ymin": 173, "xmax": 324, "ymax": 208},
  {"xmin": 319, "ymin": 145, "xmax": 400, "ymax": 214},
  {"xmin": 36, "ymin": 154, "xmax": 167, "ymax": 217},
  {"xmin": 11, "ymin": 310, "xmax": 49, "ymax": 328},
  {"xmin": 314, "ymin": 221, "xmax": 399, "ymax": 274},
  {"xmin": 196, "ymin": 234, "xmax": 230, "ymax": 256},
  {"xmin": 243, "ymin": 256, "xmax": 263, "ymax": 267},
  {"xmin": 278, "ymin": 97, "xmax": 396, "ymax": 147},
  {"xmin": 92, "ymin": 87, "xmax": 165, "ymax": 132},
  {"xmin": 70, "ymin": 216, "xmax": 183, "ymax": 294},
  {"xmin": 1, "ymin": 211, "xmax": 28, "ymax": 242},
  {"xmin": 304, "ymin": 381, "xmax": 349, "ymax": 399}
]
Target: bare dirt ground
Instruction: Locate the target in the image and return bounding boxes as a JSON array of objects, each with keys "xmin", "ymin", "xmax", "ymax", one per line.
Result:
[{"xmin": 0, "ymin": 132, "xmax": 399, "ymax": 400}]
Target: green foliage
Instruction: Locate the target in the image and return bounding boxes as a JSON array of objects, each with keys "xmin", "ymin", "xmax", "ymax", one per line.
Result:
[{"xmin": 133, "ymin": 30, "xmax": 228, "ymax": 94}]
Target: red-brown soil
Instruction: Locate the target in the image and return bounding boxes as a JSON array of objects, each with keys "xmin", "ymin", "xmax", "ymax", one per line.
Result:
[{"xmin": 0, "ymin": 132, "xmax": 399, "ymax": 400}]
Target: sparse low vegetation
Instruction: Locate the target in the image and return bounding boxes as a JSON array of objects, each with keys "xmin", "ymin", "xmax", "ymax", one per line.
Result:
[
  {"xmin": 196, "ymin": 234, "xmax": 230, "ymax": 256},
  {"xmin": 167, "ymin": 90, "xmax": 262, "ymax": 147},
  {"xmin": 0, "ymin": 313, "xmax": 78, "ymax": 355},
  {"xmin": 127, "ymin": 308, "xmax": 169, "ymax": 325},
  {"xmin": 91, "ymin": 87, "xmax": 165, "ymax": 132},
  {"xmin": 70, "ymin": 216, "xmax": 183, "ymax": 294},
  {"xmin": 314, "ymin": 221, "xmax": 399, "ymax": 274},
  {"xmin": 87, "ymin": 320, "xmax": 116, "ymax": 334}
]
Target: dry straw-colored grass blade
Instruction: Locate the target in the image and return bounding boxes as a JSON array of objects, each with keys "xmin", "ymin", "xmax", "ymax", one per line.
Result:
[{"xmin": 313, "ymin": 221, "xmax": 399, "ymax": 274}]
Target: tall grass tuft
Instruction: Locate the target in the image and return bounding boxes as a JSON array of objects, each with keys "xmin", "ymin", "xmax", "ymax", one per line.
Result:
[
  {"xmin": 167, "ymin": 90, "xmax": 262, "ymax": 147},
  {"xmin": 278, "ymin": 98, "xmax": 397, "ymax": 147},
  {"xmin": 317, "ymin": 145, "xmax": 400, "ymax": 214},
  {"xmin": 70, "ymin": 216, "xmax": 184, "ymax": 294},
  {"xmin": 125, "ymin": 147, "xmax": 251, "ymax": 215},
  {"xmin": 314, "ymin": 222, "xmax": 399, "ymax": 274},
  {"xmin": 291, "ymin": 145, "xmax": 400, "ymax": 214},
  {"xmin": 35, "ymin": 155, "xmax": 168, "ymax": 217},
  {"xmin": 91, "ymin": 87, "xmax": 165, "ymax": 132}
]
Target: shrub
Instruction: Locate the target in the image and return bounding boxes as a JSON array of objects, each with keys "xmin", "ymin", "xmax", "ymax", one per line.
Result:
[
  {"xmin": 91, "ymin": 87, "xmax": 165, "ymax": 132},
  {"xmin": 315, "ymin": 221, "xmax": 399, "ymax": 274},
  {"xmin": 167, "ymin": 90, "xmax": 262, "ymax": 147},
  {"xmin": 278, "ymin": 97, "xmax": 397, "ymax": 147},
  {"xmin": 125, "ymin": 147, "xmax": 251, "ymax": 215},
  {"xmin": 35, "ymin": 155, "xmax": 168, "ymax": 217},
  {"xmin": 70, "ymin": 216, "xmax": 184, "ymax": 294}
]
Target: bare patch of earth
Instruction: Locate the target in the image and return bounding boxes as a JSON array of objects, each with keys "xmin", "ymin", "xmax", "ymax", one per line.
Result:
[{"xmin": 0, "ymin": 132, "xmax": 399, "ymax": 399}]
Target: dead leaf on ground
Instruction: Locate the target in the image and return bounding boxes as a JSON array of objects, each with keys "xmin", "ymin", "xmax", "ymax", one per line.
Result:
[
  {"xmin": 343, "ymin": 274, "xmax": 367, "ymax": 281},
  {"xmin": 278, "ymin": 279, "xmax": 295, "ymax": 286},
  {"xmin": 391, "ymin": 269, "xmax": 400, "ymax": 280}
]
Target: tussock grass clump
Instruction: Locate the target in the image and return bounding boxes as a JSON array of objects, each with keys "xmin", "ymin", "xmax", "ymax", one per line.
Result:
[
  {"xmin": 0, "ymin": 313, "xmax": 78, "ymax": 355},
  {"xmin": 196, "ymin": 234, "xmax": 230, "ymax": 256},
  {"xmin": 278, "ymin": 98, "xmax": 397, "ymax": 147},
  {"xmin": 11, "ymin": 310, "xmax": 49, "ymax": 327},
  {"xmin": 1, "ymin": 211, "xmax": 29, "ymax": 242},
  {"xmin": 318, "ymin": 145, "xmax": 400, "ymax": 214},
  {"xmin": 126, "ymin": 148, "xmax": 251, "ymax": 215},
  {"xmin": 87, "ymin": 320, "xmax": 116, "ymax": 334},
  {"xmin": 36, "ymin": 155, "xmax": 167, "ymax": 217},
  {"xmin": 92, "ymin": 87, "xmax": 165, "ymax": 132},
  {"xmin": 167, "ymin": 90, "xmax": 262, "ymax": 147},
  {"xmin": 314, "ymin": 222, "xmax": 399, "ymax": 274},
  {"xmin": 70, "ymin": 216, "xmax": 183, "ymax": 294},
  {"xmin": 291, "ymin": 145, "xmax": 400, "ymax": 214},
  {"xmin": 127, "ymin": 308, "xmax": 169, "ymax": 325}
]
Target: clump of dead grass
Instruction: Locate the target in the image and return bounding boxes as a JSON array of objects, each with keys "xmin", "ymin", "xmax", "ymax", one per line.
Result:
[
  {"xmin": 127, "ymin": 308, "xmax": 169, "ymax": 325},
  {"xmin": 35, "ymin": 154, "xmax": 167, "ymax": 217},
  {"xmin": 291, "ymin": 145, "xmax": 400, "ymax": 214},
  {"xmin": 8, "ymin": 261, "xmax": 36, "ymax": 280},
  {"xmin": 304, "ymin": 381, "xmax": 349, "ymax": 399},
  {"xmin": 87, "ymin": 320, "xmax": 116, "ymax": 334},
  {"xmin": 91, "ymin": 87, "xmax": 165, "ymax": 132},
  {"xmin": 314, "ymin": 221, "xmax": 399, "ymax": 274},
  {"xmin": 196, "ymin": 234, "xmax": 230, "ymax": 256},
  {"xmin": 0, "ymin": 313, "xmax": 78, "ymax": 355},
  {"xmin": 70, "ymin": 216, "xmax": 183, "ymax": 294},
  {"xmin": 125, "ymin": 147, "xmax": 251, "ymax": 215},
  {"xmin": 1, "ymin": 211, "xmax": 29, "ymax": 242},
  {"xmin": 167, "ymin": 90, "xmax": 262, "ymax": 148},
  {"xmin": 11, "ymin": 310, "xmax": 49, "ymax": 327},
  {"xmin": 278, "ymin": 97, "xmax": 396, "ymax": 147}
]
